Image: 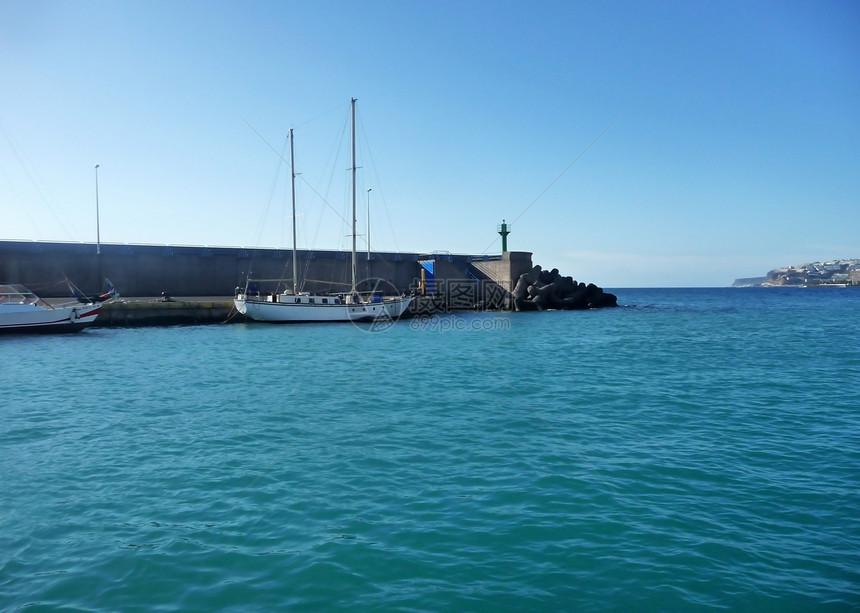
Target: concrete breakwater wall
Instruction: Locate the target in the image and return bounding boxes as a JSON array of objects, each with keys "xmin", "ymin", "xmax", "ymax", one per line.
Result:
[
  {"xmin": 0, "ymin": 241, "xmax": 534, "ymax": 310},
  {"xmin": 94, "ymin": 299, "xmax": 243, "ymax": 327},
  {"xmin": 3, "ymin": 242, "xmax": 622, "ymax": 327}
]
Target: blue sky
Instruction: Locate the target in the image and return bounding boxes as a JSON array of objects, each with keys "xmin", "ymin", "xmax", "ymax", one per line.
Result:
[{"xmin": 2, "ymin": 0, "xmax": 858, "ymax": 287}]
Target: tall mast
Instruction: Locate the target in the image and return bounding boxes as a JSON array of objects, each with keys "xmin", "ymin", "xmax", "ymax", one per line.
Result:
[
  {"xmin": 290, "ymin": 128, "xmax": 298, "ymax": 294},
  {"xmin": 350, "ymin": 97, "xmax": 357, "ymax": 295}
]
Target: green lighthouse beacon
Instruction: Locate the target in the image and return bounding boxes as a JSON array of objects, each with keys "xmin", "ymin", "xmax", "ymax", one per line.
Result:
[{"xmin": 497, "ymin": 219, "xmax": 511, "ymax": 253}]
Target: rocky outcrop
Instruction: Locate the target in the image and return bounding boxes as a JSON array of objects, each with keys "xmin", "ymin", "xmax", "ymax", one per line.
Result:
[{"xmin": 512, "ymin": 265, "xmax": 617, "ymax": 311}]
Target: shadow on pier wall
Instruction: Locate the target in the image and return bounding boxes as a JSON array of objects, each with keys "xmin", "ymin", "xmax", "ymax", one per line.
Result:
[{"xmin": 0, "ymin": 241, "xmax": 420, "ymax": 297}]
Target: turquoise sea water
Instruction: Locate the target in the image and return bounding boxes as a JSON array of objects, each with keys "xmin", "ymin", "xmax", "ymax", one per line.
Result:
[{"xmin": 2, "ymin": 288, "xmax": 858, "ymax": 611}]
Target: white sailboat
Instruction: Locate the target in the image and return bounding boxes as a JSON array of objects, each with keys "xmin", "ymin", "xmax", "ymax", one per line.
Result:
[{"xmin": 234, "ymin": 98, "xmax": 412, "ymax": 323}]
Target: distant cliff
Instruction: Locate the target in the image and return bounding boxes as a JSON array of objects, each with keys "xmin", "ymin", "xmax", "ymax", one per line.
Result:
[{"xmin": 733, "ymin": 259, "xmax": 860, "ymax": 287}]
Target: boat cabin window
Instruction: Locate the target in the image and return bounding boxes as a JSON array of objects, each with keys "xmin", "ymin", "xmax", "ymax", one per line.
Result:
[
  {"xmin": 309, "ymin": 298, "xmax": 315, "ymax": 304},
  {"xmin": 333, "ymin": 298, "xmax": 341, "ymax": 304},
  {"xmin": 0, "ymin": 285, "xmax": 34, "ymax": 305},
  {"xmin": 295, "ymin": 297, "xmax": 301, "ymax": 304}
]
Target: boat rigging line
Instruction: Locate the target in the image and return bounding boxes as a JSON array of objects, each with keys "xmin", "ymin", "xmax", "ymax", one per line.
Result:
[
  {"xmin": 479, "ymin": 119, "xmax": 617, "ymax": 255},
  {"xmin": 241, "ymin": 116, "xmax": 351, "ymax": 228}
]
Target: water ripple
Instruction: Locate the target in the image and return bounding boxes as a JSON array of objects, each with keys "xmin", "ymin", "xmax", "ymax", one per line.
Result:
[{"xmin": 2, "ymin": 290, "xmax": 859, "ymax": 611}]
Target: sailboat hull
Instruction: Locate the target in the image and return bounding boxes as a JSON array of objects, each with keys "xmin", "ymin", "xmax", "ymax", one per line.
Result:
[{"xmin": 235, "ymin": 295, "xmax": 412, "ymax": 324}]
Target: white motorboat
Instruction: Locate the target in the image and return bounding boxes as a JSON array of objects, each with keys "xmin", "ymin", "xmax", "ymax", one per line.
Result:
[
  {"xmin": 0, "ymin": 283, "xmax": 106, "ymax": 333},
  {"xmin": 235, "ymin": 98, "xmax": 412, "ymax": 324}
]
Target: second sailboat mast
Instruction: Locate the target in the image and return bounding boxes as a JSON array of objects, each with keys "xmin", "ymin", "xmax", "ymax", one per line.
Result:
[
  {"xmin": 350, "ymin": 97, "xmax": 357, "ymax": 296},
  {"xmin": 290, "ymin": 128, "xmax": 298, "ymax": 295}
]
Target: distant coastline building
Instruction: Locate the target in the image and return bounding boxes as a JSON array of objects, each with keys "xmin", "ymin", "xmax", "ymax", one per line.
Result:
[{"xmin": 747, "ymin": 259, "xmax": 860, "ymax": 287}]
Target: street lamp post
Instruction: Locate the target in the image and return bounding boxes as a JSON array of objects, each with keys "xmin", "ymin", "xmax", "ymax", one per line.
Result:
[
  {"xmin": 95, "ymin": 163, "xmax": 101, "ymax": 286},
  {"xmin": 366, "ymin": 188, "xmax": 372, "ymax": 261}
]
